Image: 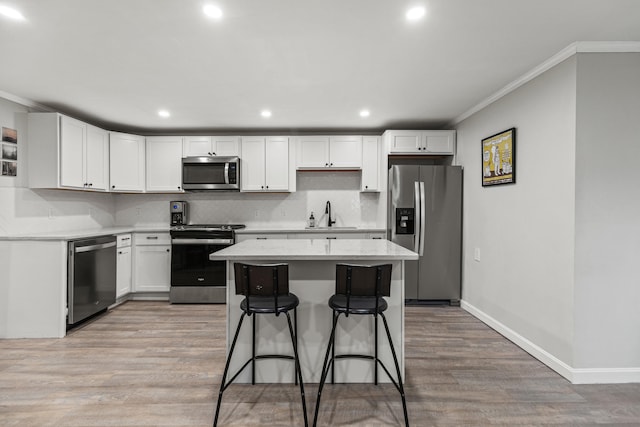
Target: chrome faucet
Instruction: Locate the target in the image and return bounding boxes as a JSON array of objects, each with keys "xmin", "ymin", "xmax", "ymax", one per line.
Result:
[{"xmin": 325, "ymin": 201, "xmax": 336, "ymax": 227}]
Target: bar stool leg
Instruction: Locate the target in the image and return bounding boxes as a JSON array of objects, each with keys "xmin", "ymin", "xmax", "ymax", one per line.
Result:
[
  {"xmin": 380, "ymin": 312, "xmax": 409, "ymax": 427},
  {"xmin": 374, "ymin": 313, "xmax": 379, "ymax": 385},
  {"xmin": 213, "ymin": 312, "xmax": 247, "ymax": 427},
  {"xmin": 331, "ymin": 311, "xmax": 336, "ymax": 384},
  {"xmin": 285, "ymin": 311, "xmax": 308, "ymax": 427},
  {"xmin": 294, "ymin": 307, "xmax": 299, "ymax": 385},
  {"xmin": 313, "ymin": 312, "xmax": 341, "ymax": 427}
]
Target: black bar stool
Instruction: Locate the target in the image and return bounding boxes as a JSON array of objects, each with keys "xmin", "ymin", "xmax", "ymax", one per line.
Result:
[
  {"xmin": 213, "ymin": 263, "xmax": 308, "ymax": 427},
  {"xmin": 312, "ymin": 263, "xmax": 408, "ymax": 427}
]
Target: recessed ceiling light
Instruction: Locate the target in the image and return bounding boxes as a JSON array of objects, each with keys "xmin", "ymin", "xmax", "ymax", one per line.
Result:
[
  {"xmin": 359, "ymin": 110, "xmax": 370, "ymax": 118},
  {"xmin": 158, "ymin": 110, "xmax": 170, "ymax": 118},
  {"xmin": 406, "ymin": 6, "xmax": 426, "ymax": 21},
  {"xmin": 261, "ymin": 110, "xmax": 272, "ymax": 118},
  {"xmin": 203, "ymin": 4, "xmax": 223, "ymax": 19},
  {"xmin": 0, "ymin": 5, "xmax": 25, "ymax": 21}
]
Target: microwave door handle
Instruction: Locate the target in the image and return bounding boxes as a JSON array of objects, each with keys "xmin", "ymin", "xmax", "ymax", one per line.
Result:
[{"xmin": 224, "ymin": 163, "xmax": 230, "ymax": 184}]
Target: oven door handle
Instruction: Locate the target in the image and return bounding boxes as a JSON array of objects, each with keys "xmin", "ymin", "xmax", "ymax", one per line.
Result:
[{"xmin": 172, "ymin": 238, "xmax": 234, "ymax": 245}]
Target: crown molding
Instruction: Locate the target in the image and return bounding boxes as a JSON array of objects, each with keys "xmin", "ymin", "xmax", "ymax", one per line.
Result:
[
  {"xmin": 451, "ymin": 41, "xmax": 640, "ymax": 126},
  {"xmin": 0, "ymin": 90, "xmax": 50, "ymax": 112}
]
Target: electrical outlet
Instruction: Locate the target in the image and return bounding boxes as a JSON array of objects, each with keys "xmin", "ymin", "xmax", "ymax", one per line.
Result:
[{"xmin": 474, "ymin": 248, "xmax": 481, "ymax": 262}]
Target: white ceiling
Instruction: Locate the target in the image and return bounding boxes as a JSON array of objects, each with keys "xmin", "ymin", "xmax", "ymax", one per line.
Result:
[{"xmin": 1, "ymin": 0, "xmax": 640, "ymax": 134}]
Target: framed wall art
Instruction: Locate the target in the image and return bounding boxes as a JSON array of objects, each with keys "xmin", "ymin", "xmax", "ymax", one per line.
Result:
[{"xmin": 482, "ymin": 127, "xmax": 515, "ymax": 187}]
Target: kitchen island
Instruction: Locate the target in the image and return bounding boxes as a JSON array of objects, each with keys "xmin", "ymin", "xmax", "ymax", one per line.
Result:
[{"xmin": 210, "ymin": 238, "xmax": 418, "ymax": 383}]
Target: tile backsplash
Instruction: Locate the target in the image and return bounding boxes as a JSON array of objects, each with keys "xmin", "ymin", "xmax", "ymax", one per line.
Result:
[{"xmin": 115, "ymin": 171, "xmax": 385, "ymax": 229}]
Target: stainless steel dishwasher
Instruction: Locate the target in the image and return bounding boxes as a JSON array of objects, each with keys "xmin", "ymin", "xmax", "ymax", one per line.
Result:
[{"xmin": 67, "ymin": 235, "xmax": 117, "ymax": 326}]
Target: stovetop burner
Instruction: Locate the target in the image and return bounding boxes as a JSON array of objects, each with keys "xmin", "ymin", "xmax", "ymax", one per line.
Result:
[{"xmin": 170, "ymin": 224, "xmax": 246, "ymax": 231}]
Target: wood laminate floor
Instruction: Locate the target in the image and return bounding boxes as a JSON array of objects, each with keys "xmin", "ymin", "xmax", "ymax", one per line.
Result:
[{"xmin": 1, "ymin": 301, "xmax": 639, "ymax": 426}]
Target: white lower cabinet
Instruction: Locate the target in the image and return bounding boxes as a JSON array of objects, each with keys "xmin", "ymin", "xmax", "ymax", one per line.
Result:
[
  {"xmin": 116, "ymin": 233, "xmax": 132, "ymax": 298},
  {"xmin": 133, "ymin": 233, "xmax": 171, "ymax": 292},
  {"xmin": 116, "ymin": 246, "xmax": 132, "ymax": 298}
]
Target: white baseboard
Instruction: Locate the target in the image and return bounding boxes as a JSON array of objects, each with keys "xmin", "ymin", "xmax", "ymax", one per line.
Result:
[{"xmin": 461, "ymin": 300, "xmax": 640, "ymax": 384}]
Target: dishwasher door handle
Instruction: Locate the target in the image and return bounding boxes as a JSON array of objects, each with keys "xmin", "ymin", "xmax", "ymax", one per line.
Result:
[
  {"xmin": 171, "ymin": 238, "xmax": 233, "ymax": 245},
  {"xmin": 75, "ymin": 241, "xmax": 117, "ymax": 253}
]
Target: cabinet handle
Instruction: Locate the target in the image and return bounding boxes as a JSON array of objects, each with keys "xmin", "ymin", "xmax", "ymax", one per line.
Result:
[
  {"xmin": 261, "ymin": 185, "xmax": 264, "ymax": 189},
  {"xmin": 178, "ymin": 186, "xmax": 181, "ymax": 190},
  {"xmin": 112, "ymin": 185, "xmax": 115, "ymax": 189},
  {"xmin": 118, "ymin": 251, "xmax": 123, "ymax": 254},
  {"xmin": 166, "ymin": 249, "xmax": 170, "ymax": 252},
  {"xmin": 330, "ymin": 162, "xmax": 333, "ymax": 166},
  {"xmin": 365, "ymin": 185, "xmax": 368, "ymax": 189},
  {"xmin": 146, "ymin": 236, "xmax": 158, "ymax": 240},
  {"xmin": 265, "ymin": 185, "xmax": 269, "ymax": 189},
  {"xmin": 212, "ymin": 152, "xmax": 217, "ymax": 156},
  {"xmin": 325, "ymin": 163, "xmax": 329, "ymax": 167},
  {"xmin": 326, "ymin": 237, "xmax": 337, "ymax": 239},
  {"xmin": 257, "ymin": 237, "xmax": 268, "ymax": 240}
]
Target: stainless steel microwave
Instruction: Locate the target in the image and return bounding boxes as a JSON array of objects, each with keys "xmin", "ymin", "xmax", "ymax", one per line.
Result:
[{"xmin": 182, "ymin": 156, "xmax": 240, "ymax": 191}]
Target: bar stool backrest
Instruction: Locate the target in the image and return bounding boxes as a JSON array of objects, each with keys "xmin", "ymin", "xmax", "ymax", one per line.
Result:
[
  {"xmin": 233, "ymin": 263, "xmax": 290, "ymax": 313},
  {"xmin": 335, "ymin": 263, "xmax": 392, "ymax": 297}
]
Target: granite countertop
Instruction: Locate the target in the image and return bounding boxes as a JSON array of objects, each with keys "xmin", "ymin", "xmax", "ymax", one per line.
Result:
[{"xmin": 209, "ymin": 238, "xmax": 418, "ymax": 261}]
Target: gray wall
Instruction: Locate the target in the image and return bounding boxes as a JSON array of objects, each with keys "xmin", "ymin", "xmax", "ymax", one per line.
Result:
[
  {"xmin": 574, "ymin": 53, "xmax": 640, "ymax": 368},
  {"xmin": 457, "ymin": 51, "xmax": 640, "ymax": 379},
  {"xmin": 457, "ymin": 56, "xmax": 578, "ymax": 366}
]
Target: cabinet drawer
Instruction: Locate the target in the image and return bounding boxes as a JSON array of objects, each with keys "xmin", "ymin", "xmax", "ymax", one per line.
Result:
[
  {"xmin": 135, "ymin": 232, "xmax": 171, "ymax": 245},
  {"xmin": 117, "ymin": 233, "xmax": 132, "ymax": 248}
]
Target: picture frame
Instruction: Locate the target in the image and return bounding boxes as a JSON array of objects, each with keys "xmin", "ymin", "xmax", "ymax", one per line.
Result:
[{"xmin": 482, "ymin": 127, "xmax": 515, "ymax": 186}]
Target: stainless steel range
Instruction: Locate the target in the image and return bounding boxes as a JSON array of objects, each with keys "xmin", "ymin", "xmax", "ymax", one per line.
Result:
[{"xmin": 169, "ymin": 224, "xmax": 245, "ymax": 303}]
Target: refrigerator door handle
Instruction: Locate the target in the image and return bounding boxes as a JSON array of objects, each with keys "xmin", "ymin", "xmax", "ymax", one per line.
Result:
[
  {"xmin": 419, "ymin": 181, "xmax": 426, "ymax": 256},
  {"xmin": 414, "ymin": 181, "xmax": 421, "ymax": 253}
]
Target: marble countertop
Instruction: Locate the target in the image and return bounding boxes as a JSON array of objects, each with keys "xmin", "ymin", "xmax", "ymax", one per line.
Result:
[
  {"xmin": 0, "ymin": 226, "xmax": 169, "ymax": 241},
  {"xmin": 237, "ymin": 227, "xmax": 385, "ymax": 234},
  {"xmin": 209, "ymin": 238, "xmax": 418, "ymax": 261}
]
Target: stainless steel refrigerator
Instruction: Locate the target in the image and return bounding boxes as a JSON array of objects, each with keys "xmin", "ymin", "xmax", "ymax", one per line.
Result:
[{"xmin": 388, "ymin": 165, "xmax": 462, "ymax": 304}]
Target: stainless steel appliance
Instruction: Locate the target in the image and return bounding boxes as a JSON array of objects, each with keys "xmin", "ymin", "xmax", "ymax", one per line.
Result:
[
  {"xmin": 182, "ymin": 156, "xmax": 240, "ymax": 191},
  {"xmin": 170, "ymin": 224, "xmax": 245, "ymax": 303},
  {"xmin": 170, "ymin": 201, "xmax": 188, "ymax": 226},
  {"xmin": 67, "ymin": 235, "xmax": 117, "ymax": 326},
  {"xmin": 388, "ymin": 165, "xmax": 462, "ymax": 304}
]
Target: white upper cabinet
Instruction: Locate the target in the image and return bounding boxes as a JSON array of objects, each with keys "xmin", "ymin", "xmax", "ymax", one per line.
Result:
[
  {"xmin": 240, "ymin": 136, "xmax": 290, "ymax": 192},
  {"xmin": 296, "ymin": 135, "xmax": 362, "ymax": 169},
  {"xmin": 385, "ymin": 130, "xmax": 455, "ymax": 154},
  {"xmin": 183, "ymin": 136, "xmax": 240, "ymax": 157},
  {"xmin": 27, "ymin": 113, "xmax": 109, "ymax": 191},
  {"xmin": 85, "ymin": 125, "xmax": 110, "ymax": 190},
  {"xmin": 146, "ymin": 136, "xmax": 184, "ymax": 192},
  {"xmin": 109, "ymin": 132, "xmax": 145, "ymax": 192},
  {"xmin": 361, "ymin": 136, "xmax": 380, "ymax": 192}
]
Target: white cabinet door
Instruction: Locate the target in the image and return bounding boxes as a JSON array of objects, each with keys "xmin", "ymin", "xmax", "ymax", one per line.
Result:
[
  {"xmin": 387, "ymin": 130, "xmax": 422, "ymax": 153},
  {"xmin": 297, "ymin": 136, "xmax": 362, "ymax": 169},
  {"xmin": 109, "ymin": 132, "xmax": 145, "ymax": 192},
  {"xmin": 240, "ymin": 137, "xmax": 266, "ymax": 191},
  {"xmin": 423, "ymin": 131, "xmax": 455, "ymax": 154},
  {"xmin": 386, "ymin": 130, "xmax": 455, "ymax": 154},
  {"xmin": 297, "ymin": 136, "xmax": 330, "ymax": 168},
  {"xmin": 59, "ymin": 115, "xmax": 86, "ymax": 189},
  {"xmin": 146, "ymin": 136, "xmax": 184, "ymax": 192},
  {"xmin": 265, "ymin": 137, "xmax": 289, "ymax": 190},
  {"xmin": 361, "ymin": 136, "xmax": 379, "ymax": 192},
  {"xmin": 213, "ymin": 136, "xmax": 240, "ymax": 157},
  {"xmin": 241, "ymin": 137, "xmax": 290, "ymax": 192},
  {"xmin": 184, "ymin": 136, "xmax": 240, "ymax": 157},
  {"xmin": 329, "ymin": 136, "xmax": 362, "ymax": 168},
  {"xmin": 116, "ymin": 246, "xmax": 132, "ymax": 298},
  {"xmin": 134, "ymin": 245, "xmax": 171, "ymax": 292},
  {"xmin": 85, "ymin": 125, "xmax": 109, "ymax": 190},
  {"xmin": 183, "ymin": 136, "xmax": 212, "ymax": 157}
]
